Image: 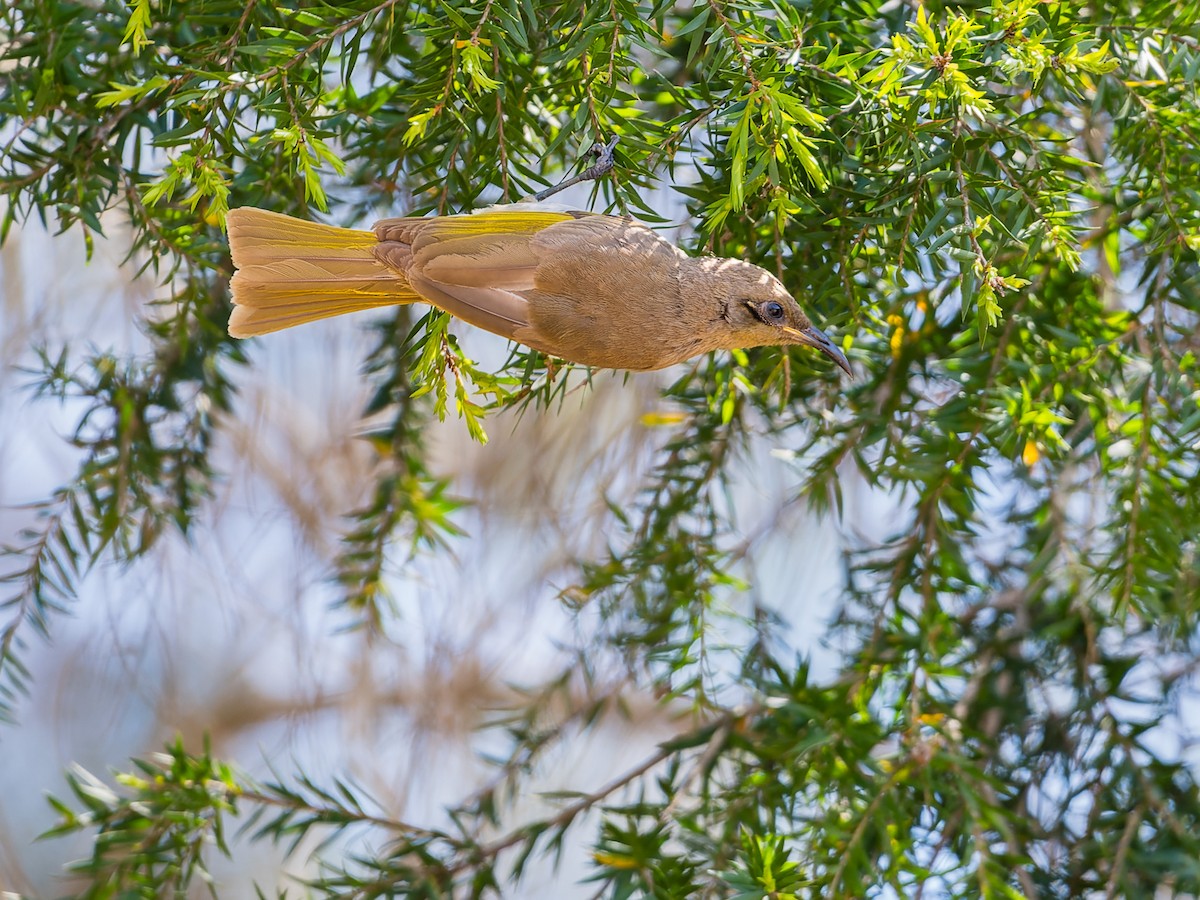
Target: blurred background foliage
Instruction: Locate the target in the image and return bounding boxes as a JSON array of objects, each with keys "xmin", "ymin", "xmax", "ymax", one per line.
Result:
[{"xmin": 2, "ymin": 0, "xmax": 1200, "ymax": 896}]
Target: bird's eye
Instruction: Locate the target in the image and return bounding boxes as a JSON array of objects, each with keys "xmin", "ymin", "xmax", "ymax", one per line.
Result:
[{"xmin": 763, "ymin": 301, "xmax": 785, "ymax": 322}]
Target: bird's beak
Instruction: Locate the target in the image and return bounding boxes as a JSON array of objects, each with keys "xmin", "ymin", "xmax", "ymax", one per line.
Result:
[{"xmin": 782, "ymin": 324, "xmax": 852, "ymax": 377}]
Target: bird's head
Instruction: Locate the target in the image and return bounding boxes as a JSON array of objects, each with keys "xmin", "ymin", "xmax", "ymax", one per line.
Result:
[{"xmin": 696, "ymin": 257, "xmax": 852, "ymax": 376}]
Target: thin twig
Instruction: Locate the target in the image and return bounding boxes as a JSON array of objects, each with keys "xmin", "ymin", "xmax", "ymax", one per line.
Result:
[
  {"xmin": 531, "ymin": 137, "xmax": 619, "ymax": 203},
  {"xmin": 237, "ymin": 789, "xmax": 437, "ymax": 837},
  {"xmin": 1105, "ymin": 801, "xmax": 1145, "ymax": 900},
  {"xmin": 493, "ymin": 42, "xmax": 510, "ymax": 200},
  {"xmin": 706, "ymin": 0, "xmax": 761, "ymax": 88},
  {"xmin": 451, "ymin": 737, "xmax": 677, "ymax": 874}
]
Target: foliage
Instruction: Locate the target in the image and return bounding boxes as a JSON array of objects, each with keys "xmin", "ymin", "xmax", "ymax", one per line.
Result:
[{"xmin": 3, "ymin": 0, "xmax": 1200, "ymax": 896}]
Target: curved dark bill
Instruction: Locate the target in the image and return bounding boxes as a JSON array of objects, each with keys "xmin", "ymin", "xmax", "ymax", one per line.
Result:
[{"xmin": 785, "ymin": 323, "xmax": 852, "ymax": 377}]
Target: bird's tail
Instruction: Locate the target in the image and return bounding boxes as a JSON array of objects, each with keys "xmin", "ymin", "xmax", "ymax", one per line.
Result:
[{"xmin": 226, "ymin": 207, "xmax": 419, "ymax": 337}]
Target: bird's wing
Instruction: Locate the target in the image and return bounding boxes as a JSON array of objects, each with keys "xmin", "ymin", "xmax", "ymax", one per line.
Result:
[
  {"xmin": 384, "ymin": 210, "xmax": 610, "ymax": 343},
  {"xmin": 374, "ymin": 209, "xmax": 670, "ymax": 348},
  {"xmin": 405, "ymin": 234, "xmax": 544, "ymax": 340}
]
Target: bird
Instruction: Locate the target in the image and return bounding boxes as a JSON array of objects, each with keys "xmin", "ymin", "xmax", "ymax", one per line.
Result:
[{"xmin": 225, "ymin": 205, "xmax": 851, "ymax": 375}]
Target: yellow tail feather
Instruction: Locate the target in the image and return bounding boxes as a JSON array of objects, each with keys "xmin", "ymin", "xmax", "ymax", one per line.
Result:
[{"xmin": 226, "ymin": 207, "xmax": 419, "ymax": 338}]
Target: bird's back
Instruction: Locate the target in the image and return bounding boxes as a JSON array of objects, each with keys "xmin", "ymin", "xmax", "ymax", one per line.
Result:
[{"xmin": 519, "ymin": 216, "xmax": 705, "ymax": 370}]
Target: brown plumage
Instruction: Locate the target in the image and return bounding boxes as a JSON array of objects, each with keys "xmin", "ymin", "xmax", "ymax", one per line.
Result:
[{"xmin": 227, "ymin": 206, "xmax": 851, "ymax": 374}]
